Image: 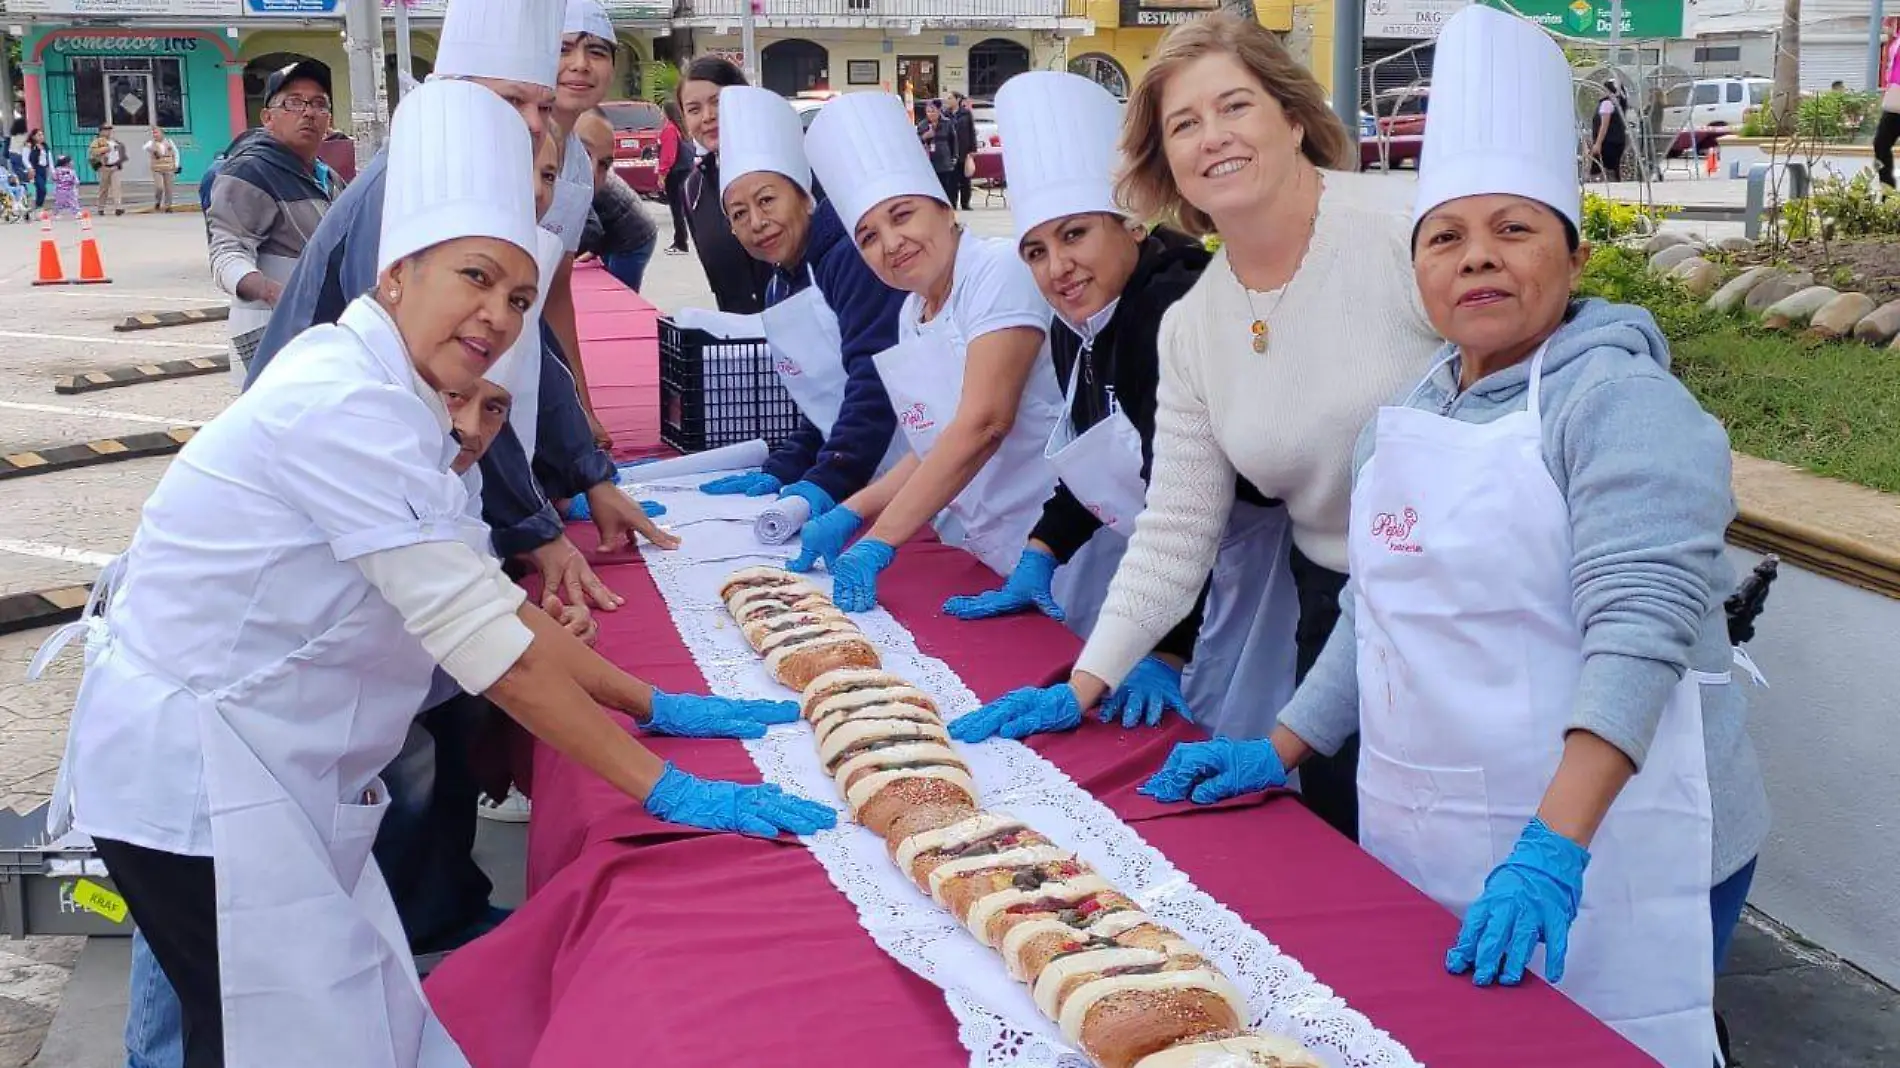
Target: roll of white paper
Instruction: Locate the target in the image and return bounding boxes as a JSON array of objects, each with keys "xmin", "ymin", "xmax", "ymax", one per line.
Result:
[
  {"xmin": 624, "ymin": 440, "xmax": 771, "ymax": 481},
  {"xmin": 754, "ymin": 494, "xmax": 812, "ymax": 545}
]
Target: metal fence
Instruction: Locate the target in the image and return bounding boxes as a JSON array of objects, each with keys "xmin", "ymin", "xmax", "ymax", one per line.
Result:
[{"xmin": 674, "ymin": 0, "xmax": 1093, "ymax": 20}]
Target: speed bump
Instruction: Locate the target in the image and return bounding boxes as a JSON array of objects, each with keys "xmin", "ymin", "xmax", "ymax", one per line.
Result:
[
  {"xmin": 112, "ymin": 307, "xmax": 229, "ymax": 333},
  {"xmin": 0, "ymin": 584, "xmax": 90, "ymax": 637},
  {"xmin": 0, "ymin": 427, "xmax": 196, "ymax": 480},
  {"xmin": 55, "ymin": 357, "xmax": 230, "ymax": 394}
]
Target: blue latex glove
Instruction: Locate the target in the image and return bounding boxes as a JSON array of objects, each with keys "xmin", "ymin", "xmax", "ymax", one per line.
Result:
[
  {"xmin": 832, "ymin": 539, "xmax": 896, "ymax": 612},
  {"xmin": 565, "ymin": 495, "xmax": 665, "ymax": 522},
  {"xmin": 1138, "ymin": 737, "xmax": 1287, "ymax": 804},
  {"xmin": 777, "ymin": 480, "xmax": 837, "ymax": 519},
  {"xmin": 644, "ymin": 688, "xmax": 801, "ymax": 739},
  {"xmin": 1446, "ymin": 817, "xmax": 1590, "ymax": 986},
  {"xmin": 700, "ymin": 470, "xmax": 783, "ymax": 496},
  {"xmin": 949, "ymin": 684, "xmax": 1084, "ymax": 742},
  {"xmin": 1099, "ymin": 656, "xmax": 1190, "ymax": 728},
  {"xmin": 642, "ymin": 762, "xmax": 838, "ymax": 837},
  {"xmin": 786, "ymin": 506, "xmax": 861, "ymax": 574},
  {"xmin": 942, "ymin": 548, "xmax": 1065, "ymax": 622}
]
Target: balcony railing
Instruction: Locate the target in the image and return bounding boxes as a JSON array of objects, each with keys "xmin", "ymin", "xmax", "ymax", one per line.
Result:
[{"xmin": 674, "ymin": 0, "xmax": 1093, "ymax": 22}]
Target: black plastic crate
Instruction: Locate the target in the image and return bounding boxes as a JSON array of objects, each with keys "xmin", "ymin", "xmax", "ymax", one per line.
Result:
[{"xmin": 658, "ymin": 317, "xmax": 803, "ymax": 453}]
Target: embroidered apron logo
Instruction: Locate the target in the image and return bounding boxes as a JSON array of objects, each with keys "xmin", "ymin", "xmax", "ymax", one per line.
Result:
[
  {"xmin": 897, "ymin": 402, "xmax": 935, "ymax": 432},
  {"xmin": 1371, "ymin": 507, "xmax": 1421, "ymax": 553}
]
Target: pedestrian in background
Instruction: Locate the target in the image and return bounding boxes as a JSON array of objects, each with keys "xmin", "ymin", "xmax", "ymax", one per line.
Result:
[
  {"xmin": 145, "ymin": 126, "xmax": 180, "ymax": 213},
  {"xmin": 50, "ymin": 154, "xmax": 81, "ymax": 219},
  {"xmin": 943, "ymin": 89, "xmax": 978, "ymax": 211},
  {"xmin": 660, "ymin": 98, "xmax": 693, "ymax": 255},
  {"xmin": 918, "ymin": 98, "xmax": 958, "ymax": 203},
  {"xmin": 87, "ymin": 124, "xmax": 128, "ymax": 216},
  {"xmin": 25, "ymin": 129, "xmax": 50, "ymax": 209}
]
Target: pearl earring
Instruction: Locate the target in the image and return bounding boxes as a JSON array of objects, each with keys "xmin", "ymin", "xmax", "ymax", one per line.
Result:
[{"xmin": 387, "ymin": 286, "xmax": 400, "ymax": 301}]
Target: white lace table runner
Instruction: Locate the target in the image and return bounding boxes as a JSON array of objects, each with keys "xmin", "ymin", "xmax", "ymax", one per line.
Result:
[{"xmin": 627, "ymin": 476, "xmax": 1421, "ymax": 1068}]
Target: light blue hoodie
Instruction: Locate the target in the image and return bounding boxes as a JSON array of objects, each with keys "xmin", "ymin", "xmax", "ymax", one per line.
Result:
[{"xmin": 1279, "ymin": 298, "xmax": 1768, "ymax": 882}]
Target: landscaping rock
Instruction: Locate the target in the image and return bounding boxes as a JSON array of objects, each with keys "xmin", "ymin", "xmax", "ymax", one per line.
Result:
[
  {"xmin": 1707, "ymin": 265, "xmax": 1782, "ymax": 314},
  {"xmin": 1643, "ymin": 231, "xmax": 1691, "ymax": 255},
  {"xmin": 1808, "ymin": 292, "xmax": 1877, "ymax": 339},
  {"xmin": 1669, "ymin": 257, "xmax": 1725, "ymax": 298},
  {"xmin": 1853, "ymin": 299, "xmax": 1900, "ymax": 344},
  {"xmin": 1715, "ymin": 236, "xmax": 1757, "ymax": 253},
  {"xmin": 1762, "ymin": 286, "xmax": 1840, "ymax": 329},
  {"xmin": 1649, "ymin": 245, "xmax": 1702, "ymax": 273},
  {"xmin": 1744, "ymin": 271, "xmax": 1816, "ymax": 315}
]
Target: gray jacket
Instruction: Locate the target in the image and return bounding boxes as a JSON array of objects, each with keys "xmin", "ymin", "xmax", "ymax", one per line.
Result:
[{"xmin": 1280, "ymin": 298, "xmax": 1768, "ymax": 881}]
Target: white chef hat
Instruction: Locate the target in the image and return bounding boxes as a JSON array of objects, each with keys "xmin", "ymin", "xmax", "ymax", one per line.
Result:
[
  {"xmin": 379, "ymin": 79, "xmax": 540, "ymax": 276},
  {"xmin": 1413, "ymin": 4, "xmax": 1580, "ymax": 230},
  {"xmin": 806, "ymin": 91, "xmax": 948, "ymax": 232},
  {"xmin": 997, "ymin": 71, "xmax": 1125, "ymax": 244},
  {"xmin": 717, "ymin": 86, "xmax": 812, "ymax": 198},
  {"xmin": 434, "ymin": 0, "xmax": 565, "ymax": 90},
  {"xmin": 564, "ymin": 0, "xmax": 615, "ymax": 44}
]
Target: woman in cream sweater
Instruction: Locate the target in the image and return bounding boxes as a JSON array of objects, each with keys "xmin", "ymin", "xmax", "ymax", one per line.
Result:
[{"xmin": 953, "ymin": 12, "xmax": 1441, "ymax": 839}]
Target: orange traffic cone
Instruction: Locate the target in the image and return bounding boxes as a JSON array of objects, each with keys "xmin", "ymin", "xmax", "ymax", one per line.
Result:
[
  {"xmin": 31, "ymin": 211, "xmax": 68, "ymax": 286},
  {"xmin": 1705, "ymin": 145, "xmax": 1721, "ymax": 178},
  {"xmin": 73, "ymin": 212, "xmax": 111, "ymax": 285}
]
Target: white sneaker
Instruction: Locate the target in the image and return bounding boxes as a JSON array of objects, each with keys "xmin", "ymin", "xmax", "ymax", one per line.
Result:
[{"xmin": 478, "ymin": 787, "xmax": 532, "ymax": 823}]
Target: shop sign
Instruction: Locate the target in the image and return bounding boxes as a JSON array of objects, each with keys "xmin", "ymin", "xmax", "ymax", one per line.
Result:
[
  {"xmin": 50, "ymin": 35, "xmax": 204, "ymax": 54},
  {"xmin": 1364, "ymin": 0, "xmax": 1469, "ymax": 39},
  {"xmin": 1478, "ymin": 0, "xmax": 1684, "ymax": 39},
  {"xmin": 241, "ymin": 0, "xmax": 342, "ymax": 13},
  {"xmin": 9, "ymin": 0, "xmax": 227, "ymax": 15},
  {"xmin": 1118, "ymin": 0, "xmax": 1219, "ymax": 28}
]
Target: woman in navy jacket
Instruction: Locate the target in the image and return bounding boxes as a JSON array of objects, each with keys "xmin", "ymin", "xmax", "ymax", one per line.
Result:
[{"xmin": 697, "ymin": 87, "xmax": 903, "ymax": 517}]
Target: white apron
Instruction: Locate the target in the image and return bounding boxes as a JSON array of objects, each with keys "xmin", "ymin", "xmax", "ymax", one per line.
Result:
[
  {"xmin": 35, "ymin": 311, "xmax": 487, "ymax": 1068},
  {"xmin": 871, "ymin": 322, "xmax": 1062, "ymax": 576},
  {"xmin": 762, "ymin": 267, "xmax": 849, "ymax": 436},
  {"xmin": 1044, "ymin": 336, "xmax": 1146, "ymax": 636},
  {"xmin": 1350, "ymin": 345, "xmax": 1718, "ymax": 1068}
]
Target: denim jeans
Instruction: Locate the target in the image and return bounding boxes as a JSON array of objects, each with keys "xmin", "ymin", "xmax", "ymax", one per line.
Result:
[
  {"xmin": 603, "ymin": 238, "xmax": 655, "ymax": 294},
  {"xmin": 125, "ymin": 929, "xmax": 183, "ymax": 1068}
]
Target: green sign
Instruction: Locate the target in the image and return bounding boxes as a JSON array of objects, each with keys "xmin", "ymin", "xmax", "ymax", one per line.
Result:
[{"xmin": 1481, "ymin": 0, "xmax": 1684, "ymax": 39}]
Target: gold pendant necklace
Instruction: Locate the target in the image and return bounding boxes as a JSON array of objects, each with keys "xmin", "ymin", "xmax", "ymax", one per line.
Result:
[{"xmin": 1242, "ymin": 286, "xmax": 1287, "ymax": 355}]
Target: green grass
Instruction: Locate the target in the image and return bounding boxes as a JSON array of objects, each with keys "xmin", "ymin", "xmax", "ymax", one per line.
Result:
[{"xmin": 1581, "ymin": 247, "xmax": 1900, "ymax": 495}]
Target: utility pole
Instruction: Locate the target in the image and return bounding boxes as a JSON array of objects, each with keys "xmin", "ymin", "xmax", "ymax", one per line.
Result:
[
  {"xmin": 1332, "ymin": 0, "xmax": 1363, "ymax": 134},
  {"xmin": 741, "ymin": 0, "xmax": 760, "ymax": 86},
  {"xmin": 394, "ymin": 0, "xmax": 414, "ymax": 102},
  {"xmin": 1869, "ymin": 0, "xmax": 1885, "ymax": 92},
  {"xmin": 344, "ymin": 0, "xmax": 388, "ymax": 170}
]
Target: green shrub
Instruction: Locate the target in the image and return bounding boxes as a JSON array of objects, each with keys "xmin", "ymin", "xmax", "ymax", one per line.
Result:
[
  {"xmin": 1580, "ymin": 192, "xmax": 1672, "ymax": 243},
  {"xmin": 1778, "ymin": 170, "xmax": 1900, "ymax": 241}
]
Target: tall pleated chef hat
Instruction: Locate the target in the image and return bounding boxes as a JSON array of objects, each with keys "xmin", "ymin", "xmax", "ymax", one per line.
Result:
[
  {"xmin": 434, "ymin": 0, "xmax": 565, "ymax": 90},
  {"xmin": 1413, "ymin": 3, "xmax": 1580, "ymax": 230},
  {"xmin": 478, "ymin": 226, "xmax": 568, "ymax": 462},
  {"xmin": 379, "ymin": 78, "xmax": 540, "ymax": 276},
  {"xmin": 564, "ymin": 0, "xmax": 615, "ymax": 42},
  {"xmin": 997, "ymin": 71, "xmax": 1125, "ymax": 244},
  {"xmin": 806, "ymin": 91, "xmax": 948, "ymax": 232},
  {"xmin": 717, "ymin": 85, "xmax": 812, "ymax": 198}
]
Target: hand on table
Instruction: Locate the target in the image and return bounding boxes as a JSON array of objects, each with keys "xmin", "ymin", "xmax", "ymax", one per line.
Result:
[
  {"xmin": 1100, "ymin": 656, "xmax": 1191, "ymax": 729},
  {"xmin": 949, "ymin": 684, "xmax": 1083, "ymax": 742},
  {"xmin": 644, "ymin": 688, "xmax": 801, "ymax": 739},
  {"xmin": 642, "ymin": 762, "xmax": 837, "ymax": 837},
  {"xmin": 1447, "ymin": 817, "xmax": 1589, "ymax": 987},
  {"xmin": 589, "ymin": 483, "xmax": 681, "ymax": 552},
  {"xmin": 786, "ymin": 506, "xmax": 861, "ymax": 573},
  {"xmin": 942, "ymin": 547, "xmax": 1064, "ymax": 622},
  {"xmin": 1139, "ymin": 737, "xmax": 1286, "ymax": 804},
  {"xmin": 700, "ymin": 470, "xmax": 782, "ymax": 496},
  {"xmin": 777, "ymin": 480, "xmax": 837, "ymax": 519},
  {"xmin": 832, "ymin": 539, "xmax": 896, "ymax": 612},
  {"xmin": 528, "ymin": 536, "xmax": 625, "ymax": 611},
  {"xmin": 541, "ymin": 592, "xmax": 598, "ymax": 647}
]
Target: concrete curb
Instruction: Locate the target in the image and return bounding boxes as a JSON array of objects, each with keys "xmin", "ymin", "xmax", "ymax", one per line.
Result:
[{"xmin": 110, "ymin": 307, "xmax": 227, "ymax": 334}]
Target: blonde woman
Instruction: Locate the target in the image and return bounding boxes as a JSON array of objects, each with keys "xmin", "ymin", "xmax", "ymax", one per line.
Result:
[{"xmin": 958, "ymin": 13, "xmax": 1442, "ymax": 840}]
